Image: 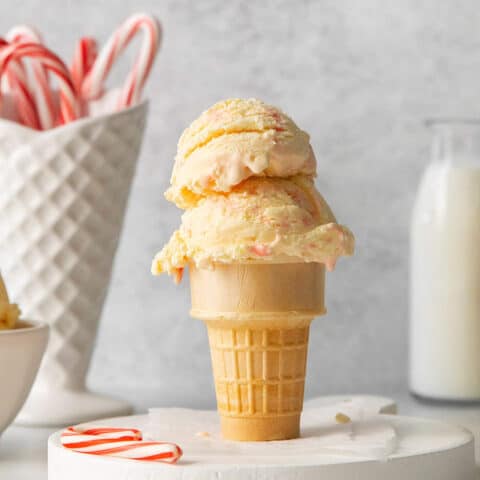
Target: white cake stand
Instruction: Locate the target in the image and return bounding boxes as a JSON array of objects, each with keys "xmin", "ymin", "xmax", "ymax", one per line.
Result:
[{"xmin": 48, "ymin": 405, "xmax": 476, "ymax": 480}]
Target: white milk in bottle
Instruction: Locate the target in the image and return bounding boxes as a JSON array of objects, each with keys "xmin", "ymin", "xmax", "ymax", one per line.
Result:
[{"xmin": 410, "ymin": 120, "xmax": 480, "ymax": 400}]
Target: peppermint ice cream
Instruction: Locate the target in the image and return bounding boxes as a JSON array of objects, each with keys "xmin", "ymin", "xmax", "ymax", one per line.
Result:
[
  {"xmin": 0, "ymin": 274, "xmax": 20, "ymax": 330},
  {"xmin": 153, "ymin": 98, "xmax": 353, "ymax": 282}
]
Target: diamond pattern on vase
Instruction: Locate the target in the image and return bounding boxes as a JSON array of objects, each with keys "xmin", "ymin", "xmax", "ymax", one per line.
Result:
[{"xmin": 0, "ymin": 103, "xmax": 148, "ymax": 390}]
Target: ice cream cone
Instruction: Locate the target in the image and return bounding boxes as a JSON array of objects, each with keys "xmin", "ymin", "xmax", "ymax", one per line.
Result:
[
  {"xmin": 190, "ymin": 262, "xmax": 325, "ymax": 441},
  {"xmin": 153, "ymin": 99, "xmax": 354, "ymax": 440}
]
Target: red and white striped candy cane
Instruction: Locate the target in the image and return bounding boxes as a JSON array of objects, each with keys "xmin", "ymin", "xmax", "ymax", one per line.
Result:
[
  {"xmin": 6, "ymin": 25, "xmax": 57, "ymax": 130},
  {"xmin": 6, "ymin": 24, "xmax": 42, "ymax": 44},
  {"xmin": 0, "ymin": 38, "xmax": 40, "ymax": 129},
  {"xmin": 81, "ymin": 13, "xmax": 161, "ymax": 108},
  {"xmin": 0, "ymin": 42, "xmax": 79, "ymax": 125},
  {"xmin": 71, "ymin": 37, "xmax": 98, "ymax": 94},
  {"xmin": 61, "ymin": 426, "xmax": 182, "ymax": 463},
  {"xmin": 0, "ymin": 26, "xmax": 43, "ymax": 96}
]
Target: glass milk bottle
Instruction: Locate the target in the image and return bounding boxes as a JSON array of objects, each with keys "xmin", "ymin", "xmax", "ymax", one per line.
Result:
[{"xmin": 410, "ymin": 120, "xmax": 480, "ymax": 401}]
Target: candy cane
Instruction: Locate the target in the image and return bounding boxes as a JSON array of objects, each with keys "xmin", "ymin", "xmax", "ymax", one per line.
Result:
[
  {"xmin": 0, "ymin": 38, "xmax": 40, "ymax": 129},
  {"xmin": 81, "ymin": 13, "xmax": 161, "ymax": 108},
  {"xmin": 0, "ymin": 42, "xmax": 79, "ymax": 125},
  {"xmin": 61, "ymin": 426, "xmax": 182, "ymax": 463},
  {"xmin": 6, "ymin": 25, "xmax": 57, "ymax": 129},
  {"xmin": 6, "ymin": 25, "xmax": 42, "ymax": 44},
  {"xmin": 71, "ymin": 37, "xmax": 98, "ymax": 94}
]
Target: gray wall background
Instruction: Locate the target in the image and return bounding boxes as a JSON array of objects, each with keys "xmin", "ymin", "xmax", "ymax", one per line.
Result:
[{"xmin": 1, "ymin": 0, "xmax": 478, "ymax": 408}]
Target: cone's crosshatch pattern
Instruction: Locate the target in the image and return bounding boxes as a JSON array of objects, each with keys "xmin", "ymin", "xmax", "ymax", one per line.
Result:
[
  {"xmin": 207, "ymin": 323, "xmax": 310, "ymax": 417},
  {"xmin": 0, "ymin": 103, "xmax": 147, "ymax": 390}
]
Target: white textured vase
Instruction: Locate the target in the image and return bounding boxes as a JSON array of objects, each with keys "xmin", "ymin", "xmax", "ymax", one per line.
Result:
[{"xmin": 0, "ymin": 102, "xmax": 148, "ymax": 426}]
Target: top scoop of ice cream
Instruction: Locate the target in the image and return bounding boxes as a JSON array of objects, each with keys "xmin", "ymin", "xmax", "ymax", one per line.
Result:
[
  {"xmin": 153, "ymin": 98, "xmax": 354, "ymax": 283},
  {"xmin": 153, "ymin": 177, "xmax": 354, "ymax": 283},
  {"xmin": 0, "ymin": 274, "xmax": 20, "ymax": 330},
  {"xmin": 165, "ymin": 98, "xmax": 316, "ymax": 208}
]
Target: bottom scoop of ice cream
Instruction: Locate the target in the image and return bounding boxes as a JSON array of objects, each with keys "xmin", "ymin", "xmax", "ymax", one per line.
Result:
[
  {"xmin": 0, "ymin": 274, "xmax": 20, "ymax": 330},
  {"xmin": 152, "ymin": 177, "xmax": 354, "ymax": 282}
]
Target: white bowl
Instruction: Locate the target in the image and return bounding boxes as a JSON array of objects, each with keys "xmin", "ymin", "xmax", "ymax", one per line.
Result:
[{"xmin": 0, "ymin": 320, "xmax": 48, "ymax": 434}]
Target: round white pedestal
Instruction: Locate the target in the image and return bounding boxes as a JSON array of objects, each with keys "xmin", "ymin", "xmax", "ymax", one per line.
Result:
[
  {"xmin": 48, "ymin": 407, "xmax": 476, "ymax": 480},
  {"xmin": 16, "ymin": 388, "xmax": 132, "ymax": 427}
]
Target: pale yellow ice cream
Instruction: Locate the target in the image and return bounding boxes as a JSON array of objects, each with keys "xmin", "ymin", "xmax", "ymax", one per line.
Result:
[
  {"xmin": 0, "ymin": 274, "xmax": 20, "ymax": 330},
  {"xmin": 153, "ymin": 98, "xmax": 354, "ymax": 283},
  {"xmin": 153, "ymin": 177, "xmax": 354, "ymax": 283},
  {"xmin": 166, "ymin": 98, "xmax": 316, "ymax": 209}
]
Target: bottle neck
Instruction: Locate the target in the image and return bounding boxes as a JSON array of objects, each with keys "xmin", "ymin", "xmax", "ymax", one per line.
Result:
[{"xmin": 430, "ymin": 121, "xmax": 480, "ymax": 167}]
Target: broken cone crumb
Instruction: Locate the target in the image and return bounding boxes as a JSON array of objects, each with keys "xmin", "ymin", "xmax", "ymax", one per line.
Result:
[{"xmin": 335, "ymin": 412, "xmax": 352, "ymax": 424}]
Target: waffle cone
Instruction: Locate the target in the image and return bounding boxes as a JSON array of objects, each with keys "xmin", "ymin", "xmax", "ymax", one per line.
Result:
[{"xmin": 190, "ymin": 263, "xmax": 325, "ymax": 441}]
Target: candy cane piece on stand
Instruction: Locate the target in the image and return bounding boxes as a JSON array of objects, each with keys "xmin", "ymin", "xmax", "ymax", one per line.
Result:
[
  {"xmin": 61, "ymin": 426, "xmax": 183, "ymax": 463},
  {"xmin": 81, "ymin": 13, "xmax": 161, "ymax": 109},
  {"xmin": 0, "ymin": 42, "xmax": 80, "ymax": 125},
  {"xmin": 6, "ymin": 25, "xmax": 57, "ymax": 130},
  {"xmin": 0, "ymin": 38, "xmax": 40, "ymax": 129}
]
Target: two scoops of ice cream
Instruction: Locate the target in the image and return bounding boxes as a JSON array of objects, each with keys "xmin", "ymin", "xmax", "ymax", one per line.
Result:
[{"xmin": 152, "ymin": 98, "xmax": 354, "ymax": 441}]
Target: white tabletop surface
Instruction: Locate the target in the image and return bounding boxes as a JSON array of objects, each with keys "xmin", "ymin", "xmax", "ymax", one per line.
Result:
[{"xmin": 1, "ymin": 392, "xmax": 480, "ymax": 479}]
